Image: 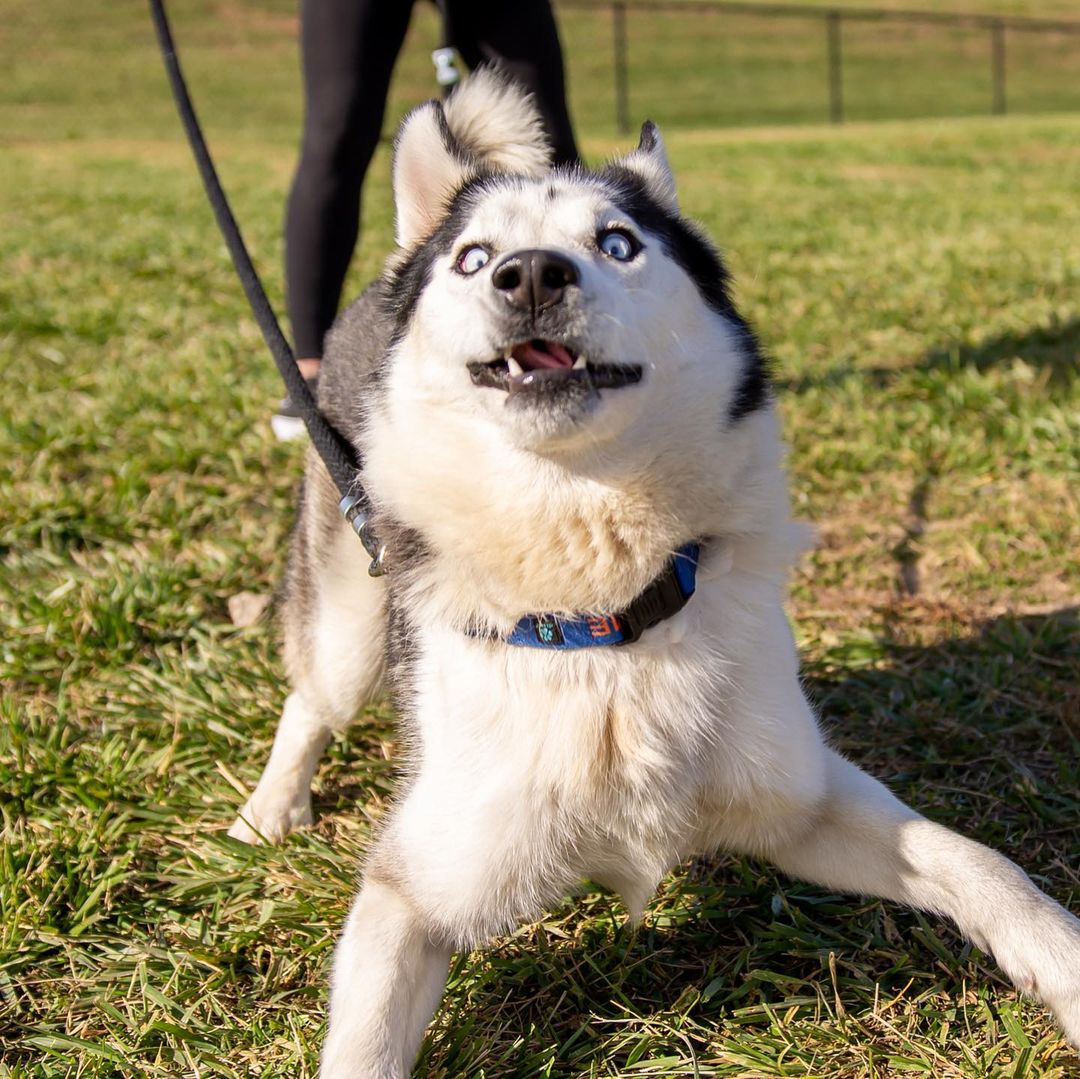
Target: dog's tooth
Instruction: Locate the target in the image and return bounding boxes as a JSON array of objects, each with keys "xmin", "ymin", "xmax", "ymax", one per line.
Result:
[
  {"xmin": 507, "ymin": 356, "xmax": 524, "ymax": 378},
  {"xmin": 573, "ymin": 353, "xmax": 587, "ymax": 370}
]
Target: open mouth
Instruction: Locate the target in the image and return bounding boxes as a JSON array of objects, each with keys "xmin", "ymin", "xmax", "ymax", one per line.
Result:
[{"xmin": 467, "ymin": 340, "xmax": 643, "ymax": 396}]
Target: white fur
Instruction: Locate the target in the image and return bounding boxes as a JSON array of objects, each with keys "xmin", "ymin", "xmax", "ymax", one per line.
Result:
[
  {"xmin": 393, "ymin": 68, "xmax": 552, "ymax": 248},
  {"xmin": 229, "ymin": 519, "xmax": 386, "ymax": 844},
  {"xmin": 230, "ymin": 75, "xmax": 1080, "ymax": 1076},
  {"xmin": 392, "ymin": 101, "xmax": 472, "ymax": 250},
  {"xmin": 443, "ymin": 66, "xmax": 552, "ymax": 176}
]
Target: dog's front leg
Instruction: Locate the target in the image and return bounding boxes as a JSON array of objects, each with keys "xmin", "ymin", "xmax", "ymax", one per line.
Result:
[
  {"xmin": 759, "ymin": 748, "xmax": 1080, "ymax": 1044},
  {"xmin": 228, "ymin": 690, "xmax": 336, "ymax": 844},
  {"xmin": 230, "ymin": 500, "xmax": 388, "ymax": 845},
  {"xmin": 320, "ymin": 877, "xmax": 451, "ymax": 1079}
]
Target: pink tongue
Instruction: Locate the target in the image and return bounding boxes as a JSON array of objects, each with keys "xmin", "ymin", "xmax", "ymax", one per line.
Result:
[{"xmin": 512, "ymin": 340, "xmax": 574, "ymax": 370}]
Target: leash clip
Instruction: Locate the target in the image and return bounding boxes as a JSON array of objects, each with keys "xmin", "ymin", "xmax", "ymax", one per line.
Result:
[{"xmin": 339, "ymin": 493, "xmax": 387, "ymax": 577}]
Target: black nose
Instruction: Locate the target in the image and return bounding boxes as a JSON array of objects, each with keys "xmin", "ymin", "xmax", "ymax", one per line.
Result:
[{"xmin": 491, "ymin": 249, "xmax": 579, "ymax": 314}]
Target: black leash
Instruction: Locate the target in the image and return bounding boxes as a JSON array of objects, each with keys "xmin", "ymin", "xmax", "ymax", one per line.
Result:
[{"xmin": 147, "ymin": 0, "xmax": 385, "ymax": 574}]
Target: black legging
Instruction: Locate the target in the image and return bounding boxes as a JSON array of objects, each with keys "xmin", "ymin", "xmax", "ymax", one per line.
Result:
[{"xmin": 284, "ymin": 0, "xmax": 579, "ymax": 360}]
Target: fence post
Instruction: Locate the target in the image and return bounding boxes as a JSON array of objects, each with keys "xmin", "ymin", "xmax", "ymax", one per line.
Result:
[
  {"xmin": 613, "ymin": 0, "xmax": 630, "ymax": 134},
  {"xmin": 991, "ymin": 19, "xmax": 1007, "ymax": 115},
  {"xmin": 826, "ymin": 10, "xmax": 843, "ymax": 123}
]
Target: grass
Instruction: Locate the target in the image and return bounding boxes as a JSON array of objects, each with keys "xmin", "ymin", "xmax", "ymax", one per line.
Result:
[
  {"xmin": 591, "ymin": 5, "xmax": 1080, "ymax": 131},
  {"xmin": 5, "ymin": 1, "xmax": 1080, "ymax": 143},
  {"xmin": 2, "ymin": 1, "xmax": 1080, "ymax": 1076}
]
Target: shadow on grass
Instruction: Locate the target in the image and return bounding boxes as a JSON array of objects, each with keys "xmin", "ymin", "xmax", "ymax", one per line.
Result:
[
  {"xmin": 420, "ymin": 606, "xmax": 1079, "ymax": 1075},
  {"xmin": 808, "ymin": 605, "xmax": 1078, "ymax": 812},
  {"xmin": 780, "ymin": 316, "xmax": 1080, "ymax": 393},
  {"xmin": 922, "ymin": 317, "xmax": 1080, "ymax": 382}
]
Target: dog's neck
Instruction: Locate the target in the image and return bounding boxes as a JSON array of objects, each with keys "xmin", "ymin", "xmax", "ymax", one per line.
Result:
[{"xmin": 371, "ymin": 412, "xmax": 796, "ymax": 633}]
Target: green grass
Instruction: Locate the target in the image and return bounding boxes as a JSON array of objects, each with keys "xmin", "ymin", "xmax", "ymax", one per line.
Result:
[
  {"xmin": 730, "ymin": 0, "xmax": 1080, "ymax": 16},
  {"xmin": 3, "ymin": 1, "xmax": 1080, "ymax": 1076},
  {"xmin": 585, "ymin": 6, "xmax": 1080, "ymax": 131},
  {"xmin": 4, "ymin": 0, "xmax": 1080, "ymax": 143}
]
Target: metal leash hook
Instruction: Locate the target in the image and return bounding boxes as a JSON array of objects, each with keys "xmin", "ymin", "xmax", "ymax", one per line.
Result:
[{"xmin": 340, "ymin": 493, "xmax": 387, "ymax": 577}]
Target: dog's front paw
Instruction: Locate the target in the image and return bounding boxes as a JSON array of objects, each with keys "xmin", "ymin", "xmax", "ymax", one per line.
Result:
[
  {"xmin": 227, "ymin": 792, "xmax": 314, "ymax": 845},
  {"xmin": 1042, "ymin": 960, "xmax": 1080, "ymax": 1048},
  {"xmin": 996, "ymin": 902, "xmax": 1080, "ymax": 1048},
  {"xmin": 1054, "ymin": 995, "xmax": 1080, "ymax": 1049}
]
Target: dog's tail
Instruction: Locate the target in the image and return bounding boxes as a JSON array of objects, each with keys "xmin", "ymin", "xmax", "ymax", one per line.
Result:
[{"xmin": 443, "ymin": 66, "xmax": 552, "ymax": 177}]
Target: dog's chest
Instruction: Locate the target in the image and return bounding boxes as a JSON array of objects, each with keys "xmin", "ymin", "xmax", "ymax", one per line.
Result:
[
  {"xmin": 386, "ymin": 571, "xmax": 812, "ymax": 934},
  {"xmin": 407, "ymin": 624, "xmax": 726, "ymax": 888}
]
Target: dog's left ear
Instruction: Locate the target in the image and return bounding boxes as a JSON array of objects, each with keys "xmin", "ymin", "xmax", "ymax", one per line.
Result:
[
  {"xmin": 393, "ymin": 99, "xmax": 474, "ymax": 249},
  {"xmin": 619, "ymin": 121, "xmax": 678, "ymax": 214}
]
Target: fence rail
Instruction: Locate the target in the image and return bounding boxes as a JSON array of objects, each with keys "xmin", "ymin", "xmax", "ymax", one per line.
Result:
[{"xmin": 559, "ymin": 0, "xmax": 1080, "ymax": 132}]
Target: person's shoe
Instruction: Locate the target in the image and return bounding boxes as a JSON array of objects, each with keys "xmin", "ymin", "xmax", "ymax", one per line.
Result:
[{"xmin": 271, "ymin": 375, "xmax": 319, "ymax": 442}]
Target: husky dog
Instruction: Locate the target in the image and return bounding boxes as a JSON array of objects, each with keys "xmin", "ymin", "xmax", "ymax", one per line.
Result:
[{"xmin": 228, "ymin": 70, "xmax": 1080, "ymax": 1077}]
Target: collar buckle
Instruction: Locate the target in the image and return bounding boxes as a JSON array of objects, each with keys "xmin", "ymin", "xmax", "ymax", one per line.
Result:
[{"xmin": 616, "ymin": 545, "xmax": 698, "ymax": 644}]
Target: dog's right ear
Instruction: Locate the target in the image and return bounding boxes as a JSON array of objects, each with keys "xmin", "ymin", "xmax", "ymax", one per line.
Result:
[{"xmin": 392, "ymin": 100, "xmax": 474, "ymax": 249}]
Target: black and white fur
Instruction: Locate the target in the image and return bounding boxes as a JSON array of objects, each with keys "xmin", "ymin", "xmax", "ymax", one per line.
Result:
[{"xmin": 227, "ymin": 70, "xmax": 1080, "ymax": 1077}]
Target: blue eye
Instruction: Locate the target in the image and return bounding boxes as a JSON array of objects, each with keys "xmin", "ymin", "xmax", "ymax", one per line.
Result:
[
  {"xmin": 598, "ymin": 229, "xmax": 638, "ymax": 261},
  {"xmin": 456, "ymin": 245, "xmax": 490, "ymax": 275}
]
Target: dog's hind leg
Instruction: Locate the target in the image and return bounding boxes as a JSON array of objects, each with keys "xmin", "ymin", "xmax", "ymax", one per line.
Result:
[
  {"xmin": 229, "ymin": 460, "xmax": 387, "ymax": 845},
  {"xmin": 755, "ymin": 747, "xmax": 1080, "ymax": 1045}
]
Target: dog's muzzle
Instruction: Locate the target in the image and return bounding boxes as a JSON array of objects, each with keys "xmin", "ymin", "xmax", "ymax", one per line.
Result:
[{"xmin": 468, "ymin": 248, "xmax": 643, "ymax": 407}]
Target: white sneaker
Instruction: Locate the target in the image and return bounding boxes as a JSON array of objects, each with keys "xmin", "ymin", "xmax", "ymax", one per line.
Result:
[{"xmin": 271, "ymin": 375, "xmax": 318, "ymax": 442}]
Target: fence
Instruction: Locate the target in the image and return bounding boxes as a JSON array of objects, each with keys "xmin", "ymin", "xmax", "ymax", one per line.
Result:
[
  {"xmin": 3, "ymin": 2, "xmax": 1079, "ymax": 146},
  {"xmin": 558, "ymin": 0, "xmax": 1080, "ymax": 132}
]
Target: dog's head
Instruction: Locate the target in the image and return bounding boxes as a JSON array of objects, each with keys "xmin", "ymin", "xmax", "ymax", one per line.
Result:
[
  {"xmin": 380, "ymin": 74, "xmax": 765, "ymax": 455},
  {"xmin": 364, "ymin": 70, "xmax": 779, "ymax": 615}
]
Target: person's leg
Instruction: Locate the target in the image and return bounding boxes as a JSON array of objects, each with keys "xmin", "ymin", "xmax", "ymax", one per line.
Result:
[
  {"xmin": 445, "ymin": 0, "xmax": 579, "ymax": 165},
  {"xmin": 284, "ymin": 0, "xmax": 414, "ymax": 365}
]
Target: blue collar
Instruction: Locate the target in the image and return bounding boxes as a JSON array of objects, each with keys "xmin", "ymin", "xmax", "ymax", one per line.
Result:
[{"xmin": 502, "ymin": 543, "xmax": 700, "ymax": 649}]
